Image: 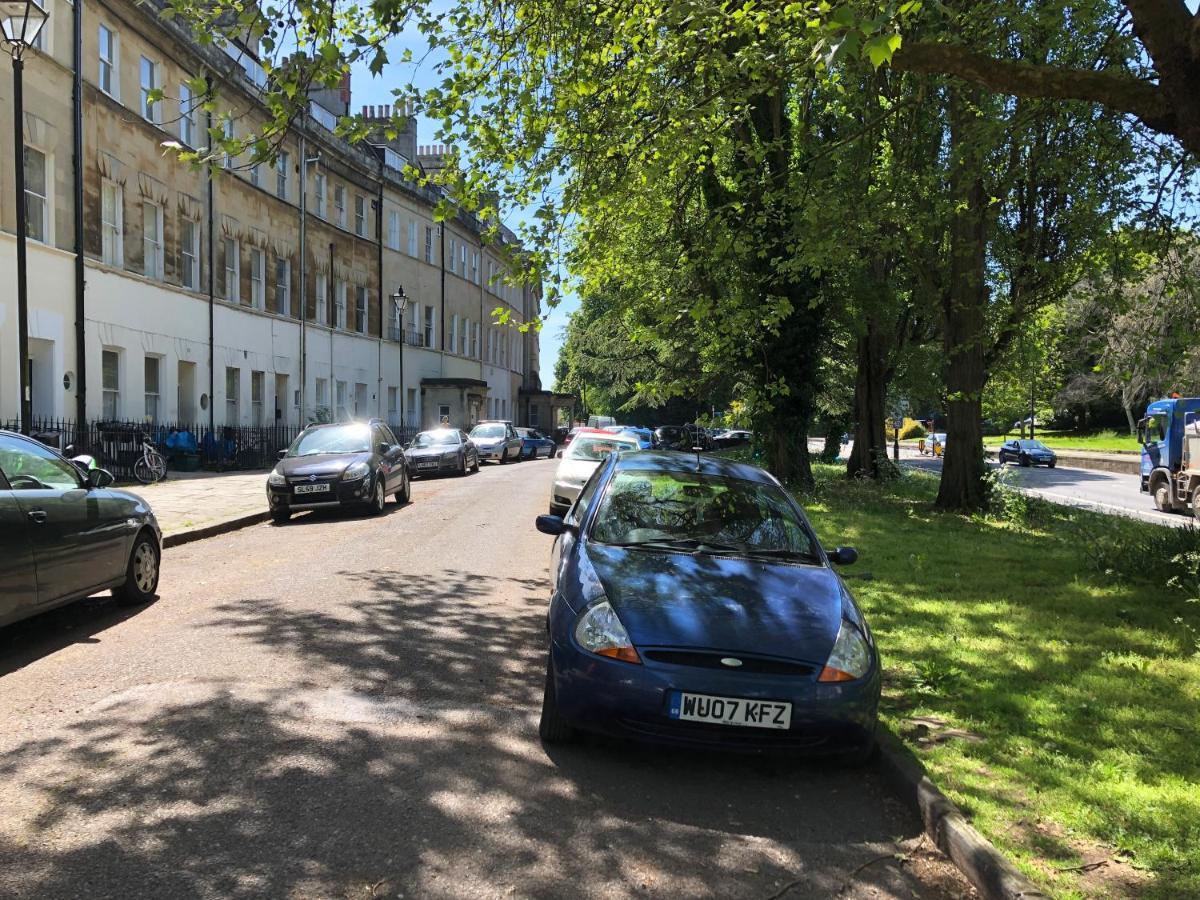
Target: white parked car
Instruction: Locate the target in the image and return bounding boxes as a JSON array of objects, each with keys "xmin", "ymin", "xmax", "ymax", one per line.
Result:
[{"xmin": 549, "ymin": 432, "xmax": 641, "ymax": 516}]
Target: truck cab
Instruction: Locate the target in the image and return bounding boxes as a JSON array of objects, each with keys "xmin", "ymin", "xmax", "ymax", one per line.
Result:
[{"xmin": 1138, "ymin": 396, "xmax": 1200, "ymax": 513}]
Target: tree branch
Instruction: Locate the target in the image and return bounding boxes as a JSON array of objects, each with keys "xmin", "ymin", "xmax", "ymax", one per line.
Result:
[{"xmin": 891, "ymin": 41, "xmax": 1175, "ymax": 136}]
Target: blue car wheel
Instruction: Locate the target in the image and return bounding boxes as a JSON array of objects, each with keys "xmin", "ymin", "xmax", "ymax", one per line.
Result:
[{"xmin": 539, "ymin": 657, "xmax": 575, "ymax": 743}]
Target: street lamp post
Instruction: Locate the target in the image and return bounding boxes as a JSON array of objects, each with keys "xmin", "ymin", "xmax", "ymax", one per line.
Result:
[
  {"xmin": 1, "ymin": 0, "xmax": 49, "ymax": 435},
  {"xmin": 391, "ymin": 285, "xmax": 408, "ymax": 430}
]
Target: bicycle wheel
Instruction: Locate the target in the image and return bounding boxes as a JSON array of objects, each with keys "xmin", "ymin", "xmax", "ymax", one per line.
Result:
[
  {"xmin": 133, "ymin": 457, "xmax": 155, "ymax": 484},
  {"xmin": 148, "ymin": 449, "xmax": 167, "ymax": 481}
]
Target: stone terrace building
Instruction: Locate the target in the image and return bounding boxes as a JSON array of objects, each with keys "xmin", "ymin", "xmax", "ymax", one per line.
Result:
[{"xmin": 0, "ymin": 0, "xmax": 558, "ymax": 437}]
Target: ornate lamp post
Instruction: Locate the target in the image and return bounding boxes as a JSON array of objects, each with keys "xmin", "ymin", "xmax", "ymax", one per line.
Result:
[
  {"xmin": 1, "ymin": 0, "xmax": 50, "ymax": 434},
  {"xmin": 391, "ymin": 285, "xmax": 408, "ymax": 429}
]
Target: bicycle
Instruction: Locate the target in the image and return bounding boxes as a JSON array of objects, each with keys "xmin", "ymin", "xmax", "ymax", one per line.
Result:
[{"xmin": 133, "ymin": 431, "xmax": 168, "ymax": 484}]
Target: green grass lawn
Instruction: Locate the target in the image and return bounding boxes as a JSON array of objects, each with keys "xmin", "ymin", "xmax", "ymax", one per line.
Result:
[
  {"xmin": 986, "ymin": 429, "xmax": 1139, "ymax": 453},
  {"xmin": 793, "ymin": 464, "xmax": 1199, "ymax": 898}
]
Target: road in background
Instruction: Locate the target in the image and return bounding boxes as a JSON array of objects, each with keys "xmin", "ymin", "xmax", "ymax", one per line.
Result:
[{"xmin": 0, "ymin": 458, "xmax": 970, "ymax": 900}]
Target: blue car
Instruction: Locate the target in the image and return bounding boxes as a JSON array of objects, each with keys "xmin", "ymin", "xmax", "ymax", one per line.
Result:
[
  {"xmin": 534, "ymin": 451, "xmax": 878, "ymax": 760},
  {"xmin": 518, "ymin": 427, "xmax": 557, "ymax": 460},
  {"xmin": 616, "ymin": 426, "xmax": 654, "ymax": 450}
]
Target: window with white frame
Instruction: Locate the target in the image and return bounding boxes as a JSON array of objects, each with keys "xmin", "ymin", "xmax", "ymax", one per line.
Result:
[
  {"xmin": 334, "ymin": 185, "xmax": 346, "ymax": 227},
  {"xmin": 461, "ymin": 319, "xmax": 469, "ymax": 356},
  {"xmin": 387, "ymin": 210, "xmax": 400, "ymax": 250},
  {"xmin": 249, "ymin": 161, "xmax": 261, "ymax": 188},
  {"xmin": 424, "ymin": 305, "xmax": 434, "ymax": 347},
  {"xmin": 180, "ymin": 217, "xmax": 199, "ymax": 289},
  {"xmin": 424, "ymin": 226, "xmax": 433, "ymax": 263},
  {"xmin": 449, "ymin": 239, "xmax": 457, "ymax": 274},
  {"xmin": 315, "ymin": 172, "xmax": 327, "ymax": 218},
  {"xmin": 387, "ymin": 387, "xmax": 398, "ymax": 422},
  {"xmin": 408, "ymin": 218, "xmax": 417, "ymax": 256},
  {"xmin": 276, "ymin": 151, "xmax": 289, "ymax": 200},
  {"xmin": 408, "ymin": 302, "xmax": 420, "ymax": 342},
  {"xmin": 23, "ymin": 147, "xmax": 47, "ymax": 244},
  {"xmin": 225, "ymin": 367, "xmax": 240, "ymax": 424},
  {"xmin": 179, "ymin": 82, "xmax": 196, "ymax": 146},
  {"xmin": 223, "ymin": 236, "xmax": 240, "ymax": 302},
  {"xmin": 101, "ymin": 179, "xmax": 123, "ymax": 266},
  {"xmin": 222, "ymin": 118, "xmax": 234, "ymax": 168},
  {"xmin": 355, "ymin": 286, "xmax": 367, "ymax": 334},
  {"xmin": 140, "ymin": 56, "xmax": 159, "ymax": 123},
  {"xmin": 249, "ymin": 246, "xmax": 265, "ymax": 308},
  {"xmin": 335, "ymin": 380, "xmax": 348, "ymax": 420},
  {"xmin": 470, "ymin": 251, "xmax": 479, "ymax": 284},
  {"xmin": 102, "ymin": 350, "xmax": 120, "ymax": 419},
  {"xmin": 315, "ymin": 377, "xmax": 328, "ymax": 410},
  {"xmin": 472, "ymin": 321, "xmax": 480, "ymax": 358},
  {"xmin": 142, "ymin": 200, "xmax": 163, "ymax": 279},
  {"xmin": 98, "ymin": 25, "xmax": 119, "ymax": 100},
  {"xmin": 144, "ymin": 356, "xmax": 160, "ymax": 422},
  {"xmin": 251, "ymin": 371, "xmax": 265, "ymax": 425},
  {"xmin": 460, "ymin": 244, "xmax": 467, "ymax": 276},
  {"xmin": 450, "ymin": 315, "xmax": 458, "ymax": 355},
  {"xmin": 406, "ymin": 388, "xmax": 417, "ymax": 426},
  {"xmin": 315, "ymin": 272, "xmax": 327, "ymax": 325},
  {"xmin": 354, "ymin": 194, "xmax": 366, "ymax": 236},
  {"xmin": 335, "ymin": 279, "xmax": 347, "ymax": 329},
  {"xmin": 275, "ymin": 257, "xmax": 291, "ymax": 315},
  {"xmin": 529, "ymin": 404, "xmax": 539, "ymax": 427}
]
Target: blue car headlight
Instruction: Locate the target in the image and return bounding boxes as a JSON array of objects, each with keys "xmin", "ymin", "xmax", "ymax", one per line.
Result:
[
  {"xmin": 574, "ymin": 600, "xmax": 641, "ymax": 664},
  {"xmin": 818, "ymin": 620, "xmax": 872, "ymax": 682}
]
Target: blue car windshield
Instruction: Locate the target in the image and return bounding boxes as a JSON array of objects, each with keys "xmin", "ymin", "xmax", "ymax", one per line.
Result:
[
  {"xmin": 1017, "ymin": 440, "xmax": 1048, "ymax": 450},
  {"xmin": 289, "ymin": 425, "xmax": 372, "ymax": 456},
  {"xmin": 590, "ymin": 470, "xmax": 817, "ymax": 559}
]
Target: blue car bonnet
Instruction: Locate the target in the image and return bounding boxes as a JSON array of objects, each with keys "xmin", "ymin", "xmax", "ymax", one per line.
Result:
[{"xmin": 582, "ymin": 542, "xmax": 847, "ymax": 665}]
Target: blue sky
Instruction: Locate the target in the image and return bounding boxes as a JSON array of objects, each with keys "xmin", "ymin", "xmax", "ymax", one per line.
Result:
[{"xmin": 346, "ymin": 31, "xmax": 578, "ymax": 391}]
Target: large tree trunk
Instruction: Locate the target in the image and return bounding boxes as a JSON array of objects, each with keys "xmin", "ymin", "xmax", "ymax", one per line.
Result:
[
  {"xmin": 936, "ymin": 90, "xmax": 990, "ymax": 512},
  {"xmin": 847, "ymin": 319, "xmax": 894, "ymax": 479}
]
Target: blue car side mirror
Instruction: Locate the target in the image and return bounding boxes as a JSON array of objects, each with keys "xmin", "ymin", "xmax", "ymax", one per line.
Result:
[
  {"xmin": 829, "ymin": 546, "xmax": 858, "ymax": 566},
  {"xmin": 536, "ymin": 514, "xmax": 570, "ymax": 536}
]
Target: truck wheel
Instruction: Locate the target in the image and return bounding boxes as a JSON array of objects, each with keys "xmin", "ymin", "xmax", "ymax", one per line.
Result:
[
  {"xmin": 1191, "ymin": 491, "xmax": 1200, "ymax": 518},
  {"xmin": 1153, "ymin": 482, "xmax": 1174, "ymax": 513}
]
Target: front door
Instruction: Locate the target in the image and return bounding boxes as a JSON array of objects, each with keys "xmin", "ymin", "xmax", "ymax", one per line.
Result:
[
  {"xmin": 0, "ymin": 481, "xmax": 38, "ymax": 623},
  {"xmin": 178, "ymin": 360, "xmax": 197, "ymax": 422},
  {"xmin": 0, "ymin": 434, "xmax": 127, "ymax": 605}
]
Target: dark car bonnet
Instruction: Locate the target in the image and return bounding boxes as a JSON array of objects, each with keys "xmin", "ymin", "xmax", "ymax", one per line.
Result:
[
  {"xmin": 278, "ymin": 452, "xmax": 365, "ymax": 476},
  {"xmin": 584, "ymin": 543, "xmax": 845, "ymax": 665}
]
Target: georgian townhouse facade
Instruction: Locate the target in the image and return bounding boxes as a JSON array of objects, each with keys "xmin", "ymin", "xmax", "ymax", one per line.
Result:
[{"xmin": 0, "ymin": 0, "xmax": 552, "ymax": 436}]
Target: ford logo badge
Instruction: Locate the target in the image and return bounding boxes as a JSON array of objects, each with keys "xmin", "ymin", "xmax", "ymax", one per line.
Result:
[{"xmin": 720, "ymin": 657, "xmax": 743, "ymax": 668}]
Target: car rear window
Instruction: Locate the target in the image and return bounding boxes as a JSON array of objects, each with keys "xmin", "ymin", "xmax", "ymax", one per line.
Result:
[
  {"xmin": 567, "ymin": 437, "xmax": 638, "ymax": 461},
  {"xmin": 590, "ymin": 470, "xmax": 817, "ymax": 560}
]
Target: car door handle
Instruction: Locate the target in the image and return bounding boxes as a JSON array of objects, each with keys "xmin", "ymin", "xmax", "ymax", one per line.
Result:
[{"xmin": 26, "ymin": 509, "xmax": 48, "ymax": 525}]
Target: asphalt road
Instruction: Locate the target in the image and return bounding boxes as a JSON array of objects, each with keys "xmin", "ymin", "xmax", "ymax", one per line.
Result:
[{"xmin": 0, "ymin": 459, "xmax": 971, "ymax": 900}]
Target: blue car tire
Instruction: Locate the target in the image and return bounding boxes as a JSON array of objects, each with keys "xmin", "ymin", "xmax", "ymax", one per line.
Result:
[{"xmin": 538, "ymin": 658, "xmax": 575, "ymax": 743}]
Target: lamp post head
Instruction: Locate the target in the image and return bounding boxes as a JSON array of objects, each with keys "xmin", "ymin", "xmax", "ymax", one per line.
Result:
[
  {"xmin": 391, "ymin": 285, "xmax": 409, "ymax": 313},
  {"xmin": 0, "ymin": 0, "xmax": 48, "ymax": 55}
]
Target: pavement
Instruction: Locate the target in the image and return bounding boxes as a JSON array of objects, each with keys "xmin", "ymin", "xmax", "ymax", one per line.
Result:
[
  {"xmin": 0, "ymin": 458, "xmax": 974, "ymax": 900},
  {"xmin": 123, "ymin": 469, "xmax": 271, "ymax": 539}
]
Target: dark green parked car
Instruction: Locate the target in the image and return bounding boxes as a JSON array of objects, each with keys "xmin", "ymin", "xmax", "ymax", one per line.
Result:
[{"xmin": 0, "ymin": 430, "xmax": 162, "ymax": 629}]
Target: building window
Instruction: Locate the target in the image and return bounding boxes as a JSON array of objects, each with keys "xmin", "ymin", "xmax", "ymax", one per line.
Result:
[
  {"xmin": 98, "ymin": 25, "xmax": 118, "ymax": 100},
  {"xmin": 408, "ymin": 218, "xmax": 417, "ymax": 256},
  {"xmin": 249, "ymin": 161, "xmax": 261, "ymax": 188},
  {"xmin": 424, "ymin": 226, "xmax": 433, "ymax": 263},
  {"xmin": 101, "ymin": 179, "xmax": 123, "ymax": 266},
  {"xmin": 249, "ymin": 246, "xmax": 265, "ymax": 309},
  {"xmin": 529, "ymin": 404, "xmax": 539, "ymax": 427},
  {"xmin": 275, "ymin": 257, "xmax": 291, "ymax": 316},
  {"xmin": 450, "ymin": 315, "xmax": 458, "ymax": 355},
  {"xmin": 225, "ymin": 367, "xmax": 240, "ymax": 424},
  {"xmin": 251, "ymin": 371, "xmax": 265, "ymax": 425},
  {"xmin": 102, "ymin": 350, "xmax": 120, "ymax": 419},
  {"xmin": 406, "ymin": 388, "xmax": 417, "ymax": 426},
  {"xmin": 387, "ymin": 387, "xmax": 398, "ymax": 423},
  {"xmin": 423, "ymin": 305, "xmax": 434, "ymax": 347},
  {"xmin": 144, "ymin": 356, "xmax": 160, "ymax": 422},
  {"xmin": 23, "ymin": 147, "xmax": 47, "ymax": 244},
  {"xmin": 335, "ymin": 380, "xmax": 348, "ymax": 421},
  {"xmin": 334, "ymin": 185, "xmax": 345, "ymax": 227},
  {"xmin": 335, "ymin": 280, "xmax": 346, "ymax": 329},
  {"xmin": 276, "ymin": 151, "xmax": 289, "ymax": 200},
  {"xmin": 315, "ymin": 172, "xmax": 326, "ymax": 218},
  {"xmin": 387, "ymin": 210, "xmax": 400, "ymax": 250},
  {"xmin": 472, "ymin": 321, "xmax": 480, "ymax": 358},
  {"xmin": 223, "ymin": 237, "xmax": 240, "ymax": 302},
  {"xmin": 222, "ymin": 119, "xmax": 235, "ymax": 169},
  {"xmin": 470, "ymin": 251, "xmax": 479, "ymax": 284},
  {"xmin": 180, "ymin": 218, "xmax": 199, "ymax": 289},
  {"xmin": 179, "ymin": 83, "xmax": 196, "ymax": 146},
  {"xmin": 354, "ymin": 286, "xmax": 367, "ymax": 334},
  {"xmin": 449, "ymin": 238, "xmax": 457, "ymax": 274},
  {"xmin": 140, "ymin": 56, "xmax": 159, "ymax": 123},
  {"xmin": 315, "ymin": 377, "xmax": 328, "ymax": 412},
  {"xmin": 354, "ymin": 194, "xmax": 366, "ymax": 236},
  {"xmin": 315, "ymin": 272, "xmax": 327, "ymax": 325},
  {"xmin": 142, "ymin": 201, "xmax": 163, "ymax": 279},
  {"xmin": 460, "ymin": 244, "xmax": 467, "ymax": 277}
]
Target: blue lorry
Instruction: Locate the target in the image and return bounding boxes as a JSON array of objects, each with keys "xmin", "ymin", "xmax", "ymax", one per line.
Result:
[{"xmin": 1138, "ymin": 396, "xmax": 1200, "ymax": 514}]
